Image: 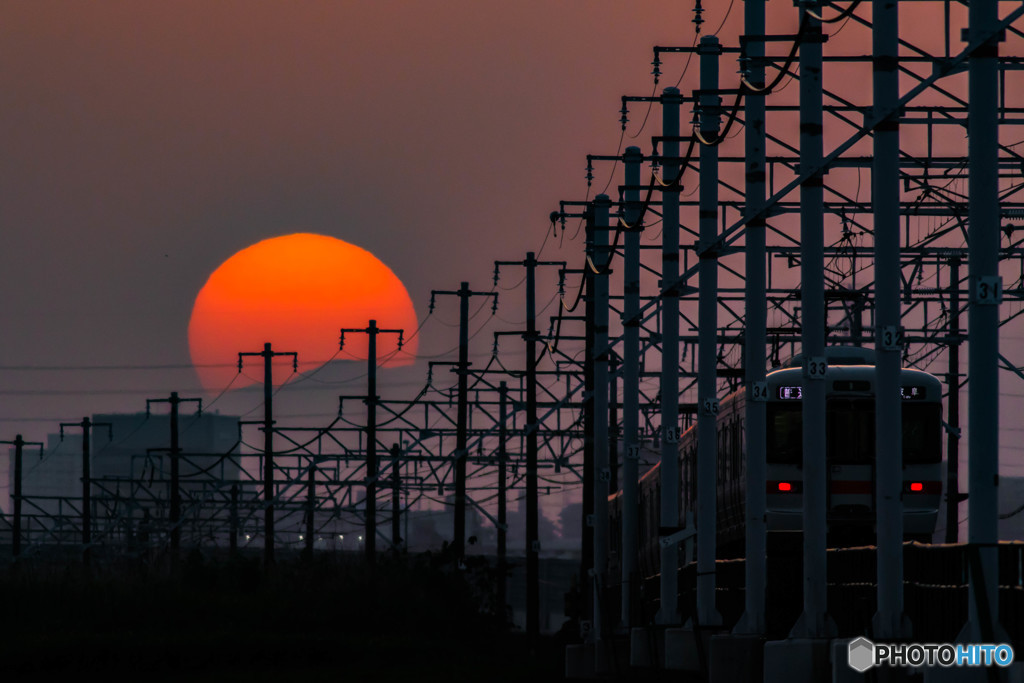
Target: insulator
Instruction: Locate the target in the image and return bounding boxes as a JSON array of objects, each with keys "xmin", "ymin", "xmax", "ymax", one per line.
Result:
[
  {"xmin": 693, "ymin": 0, "xmax": 705, "ymax": 34},
  {"xmin": 651, "ymin": 51, "xmax": 662, "ymax": 84},
  {"xmin": 339, "ymin": 332, "xmax": 346, "ymax": 350},
  {"xmin": 493, "ymin": 263, "xmax": 500, "ymax": 286},
  {"xmin": 620, "ymin": 100, "xmax": 629, "ymax": 131},
  {"xmin": 689, "ymin": 105, "xmax": 701, "ymax": 127},
  {"xmin": 586, "ymin": 156, "xmax": 594, "ymax": 187}
]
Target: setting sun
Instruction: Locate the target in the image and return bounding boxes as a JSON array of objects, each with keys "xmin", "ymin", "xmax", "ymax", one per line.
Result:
[{"xmin": 188, "ymin": 233, "xmax": 418, "ymax": 391}]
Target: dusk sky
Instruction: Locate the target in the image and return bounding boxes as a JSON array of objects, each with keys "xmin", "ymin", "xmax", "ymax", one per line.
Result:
[
  {"xmin": 0, "ymin": 2, "xmax": 709, "ymax": 426},
  {"xmin": 2, "ymin": 2, "xmax": 1023, "ymax": 531}
]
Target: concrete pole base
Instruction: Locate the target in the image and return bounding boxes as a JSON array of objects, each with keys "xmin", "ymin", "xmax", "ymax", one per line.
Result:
[
  {"xmin": 710, "ymin": 633, "xmax": 766, "ymax": 683},
  {"xmin": 763, "ymin": 638, "xmax": 831, "ymax": 683},
  {"xmin": 564, "ymin": 640, "xmax": 614, "ymax": 679},
  {"xmin": 664, "ymin": 626, "xmax": 714, "ymax": 672},
  {"xmin": 831, "ymin": 638, "xmax": 904, "ymax": 683},
  {"xmin": 923, "ymin": 659, "xmax": 1023, "ymax": 682},
  {"xmin": 922, "ymin": 618, "xmax": 1015, "ymax": 682},
  {"xmin": 629, "ymin": 626, "xmax": 664, "ymax": 668},
  {"xmin": 564, "ymin": 643, "xmax": 594, "ymax": 679}
]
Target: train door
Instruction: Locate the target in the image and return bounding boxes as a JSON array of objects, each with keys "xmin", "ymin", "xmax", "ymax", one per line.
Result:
[{"xmin": 826, "ymin": 397, "xmax": 876, "ymax": 541}]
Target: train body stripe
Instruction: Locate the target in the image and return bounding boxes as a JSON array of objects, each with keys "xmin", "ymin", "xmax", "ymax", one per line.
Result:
[{"xmin": 830, "ymin": 480, "xmax": 873, "ymax": 495}]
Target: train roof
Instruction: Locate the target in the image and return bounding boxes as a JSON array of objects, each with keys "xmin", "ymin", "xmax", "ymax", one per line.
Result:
[{"xmin": 780, "ymin": 345, "xmax": 876, "ymax": 369}]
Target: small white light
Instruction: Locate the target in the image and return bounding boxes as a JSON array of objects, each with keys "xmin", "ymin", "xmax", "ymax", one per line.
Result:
[
  {"xmin": 339, "ymin": 534, "xmax": 344, "ymax": 540},
  {"xmin": 245, "ymin": 535, "xmax": 251, "ymax": 541},
  {"xmin": 299, "ymin": 535, "xmax": 304, "ymax": 541},
  {"xmin": 358, "ymin": 535, "xmax": 363, "ymax": 542}
]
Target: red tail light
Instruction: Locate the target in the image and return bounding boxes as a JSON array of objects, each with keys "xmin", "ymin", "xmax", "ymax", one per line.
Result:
[
  {"xmin": 904, "ymin": 481, "xmax": 940, "ymax": 494},
  {"xmin": 778, "ymin": 482, "xmax": 792, "ymax": 492}
]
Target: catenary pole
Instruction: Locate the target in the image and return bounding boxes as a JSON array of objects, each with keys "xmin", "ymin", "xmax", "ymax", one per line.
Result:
[
  {"xmin": 429, "ymin": 284, "xmax": 496, "ymax": 560},
  {"xmin": 391, "ymin": 443, "xmax": 401, "ymax": 553},
  {"xmin": 790, "ymin": 1, "xmax": 835, "ymax": 638},
  {"xmin": 60, "ymin": 417, "xmax": 112, "ymax": 569},
  {"xmin": 872, "ymin": 0, "xmax": 908, "ymax": 639},
  {"xmin": 591, "ymin": 195, "xmax": 612, "ymax": 641},
  {"xmin": 238, "ymin": 343, "xmax": 298, "ymax": 571},
  {"xmin": 658, "ymin": 86, "xmax": 683, "ymax": 626},
  {"xmin": 146, "ymin": 392, "xmax": 201, "ymax": 574},
  {"xmin": 620, "ymin": 145, "xmax": 643, "ymax": 628},
  {"xmin": 498, "ymin": 381, "xmax": 509, "ymax": 617},
  {"xmin": 696, "ymin": 34, "xmax": 723, "ymax": 628},
  {"xmin": 735, "ymin": 0, "xmax": 768, "ymax": 636},
  {"xmin": 965, "ymin": 0, "xmax": 1002, "ymax": 643},
  {"xmin": 339, "ymin": 321, "xmax": 403, "ymax": 564},
  {"xmin": 1, "ymin": 435, "xmax": 43, "ymax": 559},
  {"xmin": 945, "ymin": 256, "xmax": 962, "ymax": 545}
]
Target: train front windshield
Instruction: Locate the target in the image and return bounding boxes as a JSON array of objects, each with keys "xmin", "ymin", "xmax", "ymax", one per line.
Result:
[
  {"xmin": 766, "ymin": 399, "xmax": 942, "ymax": 463},
  {"xmin": 901, "ymin": 402, "xmax": 942, "ymax": 463},
  {"xmin": 827, "ymin": 398, "xmax": 874, "ymax": 463}
]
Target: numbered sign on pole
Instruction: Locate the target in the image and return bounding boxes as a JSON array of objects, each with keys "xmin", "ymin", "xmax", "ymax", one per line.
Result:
[
  {"xmin": 974, "ymin": 276, "xmax": 1003, "ymax": 305},
  {"xmin": 804, "ymin": 356, "xmax": 827, "ymax": 381}
]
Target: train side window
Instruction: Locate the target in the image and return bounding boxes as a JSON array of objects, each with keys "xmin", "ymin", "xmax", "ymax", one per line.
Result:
[
  {"xmin": 739, "ymin": 419, "xmax": 745, "ymax": 474},
  {"xmin": 682, "ymin": 450, "xmax": 691, "ymax": 508},
  {"xmin": 766, "ymin": 403, "xmax": 802, "ymax": 464},
  {"xmin": 732, "ymin": 418, "xmax": 738, "ymax": 480},
  {"xmin": 692, "ymin": 448, "xmax": 698, "ymax": 506},
  {"xmin": 721, "ymin": 423, "xmax": 730, "ymax": 481},
  {"xmin": 733, "ymin": 418, "xmax": 742, "ymax": 477}
]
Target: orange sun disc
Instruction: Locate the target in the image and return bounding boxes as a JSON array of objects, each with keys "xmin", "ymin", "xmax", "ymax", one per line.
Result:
[{"xmin": 188, "ymin": 233, "xmax": 418, "ymax": 391}]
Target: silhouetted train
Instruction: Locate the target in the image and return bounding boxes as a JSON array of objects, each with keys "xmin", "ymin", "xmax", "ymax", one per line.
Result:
[{"xmin": 609, "ymin": 346, "xmax": 943, "ymax": 586}]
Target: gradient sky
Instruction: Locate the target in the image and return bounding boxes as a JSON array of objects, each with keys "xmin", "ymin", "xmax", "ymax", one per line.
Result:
[
  {"xmin": 0, "ymin": 1, "xmax": 721, "ymax": 516},
  {"xmin": 2, "ymin": 2, "xmax": 1022, "ymax": 534},
  {"xmin": 0, "ymin": 1, "xmax": 705, "ymax": 409}
]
